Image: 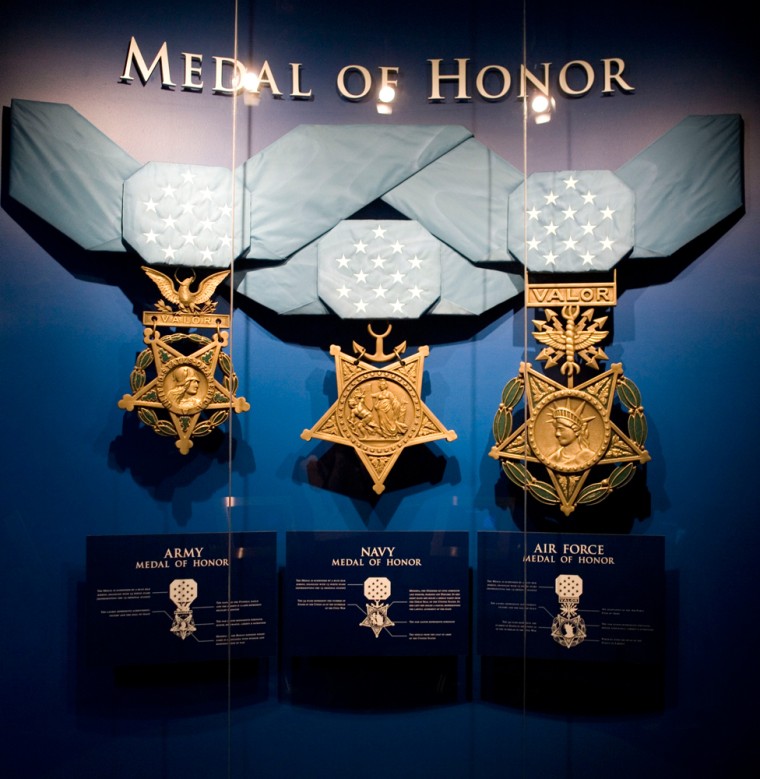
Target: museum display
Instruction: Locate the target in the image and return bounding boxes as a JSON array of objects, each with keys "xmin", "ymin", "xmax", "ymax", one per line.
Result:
[
  {"xmin": 86, "ymin": 532, "xmax": 277, "ymax": 665},
  {"xmin": 2, "ymin": 3, "xmax": 756, "ymax": 773},
  {"xmin": 283, "ymin": 532, "xmax": 469, "ymax": 655},
  {"xmin": 478, "ymin": 532, "xmax": 665, "ymax": 664}
]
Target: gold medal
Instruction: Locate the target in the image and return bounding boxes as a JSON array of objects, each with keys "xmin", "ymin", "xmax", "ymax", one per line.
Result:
[
  {"xmin": 301, "ymin": 325, "xmax": 457, "ymax": 495},
  {"xmin": 117, "ymin": 267, "xmax": 250, "ymax": 454},
  {"xmin": 489, "ymin": 274, "xmax": 650, "ymax": 515}
]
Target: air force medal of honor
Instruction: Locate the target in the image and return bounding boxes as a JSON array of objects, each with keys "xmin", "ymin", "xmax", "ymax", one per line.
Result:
[
  {"xmin": 489, "ymin": 274, "xmax": 650, "ymax": 515},
  {"xmin": 301, "ymin": 325, "xmax": 457, "ymax": 495},
  {"xmin": 117, "ymin": 267, "xmax": 250, "ymax": 454}
]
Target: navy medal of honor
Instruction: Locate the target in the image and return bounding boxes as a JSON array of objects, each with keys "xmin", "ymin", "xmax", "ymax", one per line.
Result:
[
  {"xmin": 301, "ymin": 325, "xmax": 457, "ymax": 495},
  {"xmin": 117, "ymin": 266, "xmax": 250, "ymax": 454},
  {"xmin": 489, "ymin": 276, "xmax": 650, "ymax": 516}
]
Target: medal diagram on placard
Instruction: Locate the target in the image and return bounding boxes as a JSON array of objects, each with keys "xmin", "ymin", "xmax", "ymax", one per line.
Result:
[
  {"xmin": 551, "ymin": 575, "xmax": 586, "ymax": 649},
  {"xmin": 359, "ymin": 577, "xmax": 395, "ymax": 638},
  {"xmin": 117, "ymin": 267, "xmax": 250, "ymax": 454},
  {"xmin": 169, "ymin": 578, "xmax": 198, "ymax": 640},
  {"xmin": 301, "ymin": 325, "xmax": 457, "ymax": 495}
]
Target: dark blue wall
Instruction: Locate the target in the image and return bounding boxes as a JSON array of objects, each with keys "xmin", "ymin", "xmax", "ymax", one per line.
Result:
[{"xmin": 1, "ymin": 1, "xmax": 758, "ymax": 777}]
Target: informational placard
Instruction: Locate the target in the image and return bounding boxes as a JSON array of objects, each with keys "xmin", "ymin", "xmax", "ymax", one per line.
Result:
[
  {"xmin": 86, "ymin": 532, "xmax": 276, "ymax": 665},
  {"xmin": 478, "ymin": 532, "xmax": 664, "ymax": 663},
  {"xmin": 284, "ymin": 532, "xmax": 469, "ymax": 656}
]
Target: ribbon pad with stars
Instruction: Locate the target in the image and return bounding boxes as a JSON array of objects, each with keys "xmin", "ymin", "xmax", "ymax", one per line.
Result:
[
  {"xmin": 508, "ymin": 170, "xmax": 634, "ymax": 272},
  {"xmin": 317, "ymin": 220, "xmax": 439, "ymax": 319}
]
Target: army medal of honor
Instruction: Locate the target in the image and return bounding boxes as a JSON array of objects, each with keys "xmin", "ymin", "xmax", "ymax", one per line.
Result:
[
  {"xmin": 301, "ymin": 325, "xmax": 457, "ymax": 495},
  {"xmin": 117, "ymin": 266, "xmax": 250, "ymax": 454}
]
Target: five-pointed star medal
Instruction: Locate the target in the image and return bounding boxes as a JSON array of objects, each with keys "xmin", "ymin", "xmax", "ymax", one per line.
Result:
[
  {"xmin": 301, "ymin": 332, "xmax": 457, "ymax": 495},
  {"xmin": 489, "ymin": 362, "xmax": 650, "ymax": 515}
]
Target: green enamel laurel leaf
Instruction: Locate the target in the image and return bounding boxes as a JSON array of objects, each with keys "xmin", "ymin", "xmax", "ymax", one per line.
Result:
[
  {"xmin": 527, "ymin": 480, "xmax": 560, "ymax": 505},
  {"xmin": 501, "ymin": 378, "xmax": 524, "ymax": 409},
  {"xmin": 503, "ymin": 460, "xmax": 531, "ymax": 487},
  {"xmin": 155, "ymin": 421, "xmax": 176, "ymax": 437},
  {"xmin": 218, "ymin": 352, "xmax": 232, "ymax": 375},
  {"xmin": 138, "ymin": 408, "xmax": 158, "ymax": 427},
  {"xmin": 578, "ymin": 481, "xmax": 612, "ymax": 505},
  {"xmin": 224, "ymin": 373, "xmax": 239, "ymax": 394},
  {"xmin": 209, "ymin": 410, "xmax": 229, "ymax": 426},
  {"xmin": 628, "ymin": 411, "xmax": 648, "ymax": 446},
  {"xmin": 609, "ymin": 463, "xmax": 636, "ymax": 489},
  {"xmin": 617, "ymin": 377, "xmax": 642, "ymax": 410},
  {"xmin": 194, "ymin": 421, "xmax": 212, "ymax": 437},
  {"xmin": 136, "ymin": 349, "xmax": 153, "ymax": 369},
  {"xmin": 130, "ymin": 368, "xmax": 146, "ymax": 393},
  {"xmin": 492, "ymin": 407, "xmax": 512, "ymax": 444}
]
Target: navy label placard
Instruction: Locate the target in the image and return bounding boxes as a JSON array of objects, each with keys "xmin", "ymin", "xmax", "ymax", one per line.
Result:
[
  {"xmin": 478, "ymin": 532, "xmax": 665, "ymax": 664},
  {"xmin": 284, "ymin": 532, "xmax": 469, "ymax": 656},
  {"xmin": 86, "ymin": 532, "xmax": 277, "ymax": 665}
]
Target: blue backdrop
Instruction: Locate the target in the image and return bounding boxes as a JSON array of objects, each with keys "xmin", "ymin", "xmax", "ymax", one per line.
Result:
[{"xmin": 1, "ymin": 1, "xmax": 758, "ymax": 777}]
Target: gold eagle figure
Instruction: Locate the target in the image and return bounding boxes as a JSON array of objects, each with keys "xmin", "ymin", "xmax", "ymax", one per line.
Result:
[{"xmin": 142, "ymin": 266, "xmax": 230, "ymax": 313}]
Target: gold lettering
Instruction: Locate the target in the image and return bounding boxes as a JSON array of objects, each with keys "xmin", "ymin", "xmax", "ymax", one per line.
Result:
[
  {"xmin": 476, "ymin": 65, "xmax": 512, "ymax": 100},
  {"xmin": 519, "ymin": 62, "xmax": 551, "ymax": 99},
  {"xmin": 337, "ymin": 65, "xmax": 372, "ymax": 99},
  {"xmin": 120, "ymin": 37, "xmax": 175, "ymax": 87},
  {"xmin": 558, "ymin": 60, "xmax": 595, "ymax": 96},
  {"xmin": 213, "ymin": 56, "xmax": 246, "ymax": 94},
  {"xmin": 428, "ymin": 58, "xmax": 470, "ymax": 101},
  {"xmin": 289, "ymin": 63, "xmax": 313, "ymax": 98},
  {"xmin": 602, "ymin": 58, "xmax": 635, "ymax": 94},
  {"xmin": 181, "ymin": 52, "xmax": 203, "ymax": 91}
]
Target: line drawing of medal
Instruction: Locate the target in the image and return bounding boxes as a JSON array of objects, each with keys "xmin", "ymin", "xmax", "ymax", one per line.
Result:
[
  {"xmin": 169, "ymin": 578, "xmax": 198, "ymax": 640},
  {"xmin": 551, "ymin": 574, "xmax": 586, "ymax": 649},
  {"xmin": 118, "ymin": 266, "xmax": 250, "ymax": 454},
  {"xmin": 359, "ymin": 576, "xmax": 395, "ymax": 637},
  {"xmin": 301, "ymin": 324, "xmax": 457, "ymax": 495}
]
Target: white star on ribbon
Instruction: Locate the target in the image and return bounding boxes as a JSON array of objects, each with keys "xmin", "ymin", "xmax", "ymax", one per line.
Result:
[
  {"xmin": 511, "ymin": 170, "xmax": 634, "ymax": 272},
  {"xmin": 123, "ymin": 162, "xmax": 249, "ymax": 267},
  {"xmin": 317, "ymin": 220, "xmax": 440, "ymax": 319}
]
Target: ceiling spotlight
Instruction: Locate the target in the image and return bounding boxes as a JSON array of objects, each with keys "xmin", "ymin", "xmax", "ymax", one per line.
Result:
[
  {"xmin": 376, "ymin": 84, "xmax": 396, "ymax": 115},
  {"xmin": 241, "ymin": 72, "xmax": 261, "ymax": 106},
  {"xmin": 531, "ymin": 92, "xmax": 556, "ymax": 124}
]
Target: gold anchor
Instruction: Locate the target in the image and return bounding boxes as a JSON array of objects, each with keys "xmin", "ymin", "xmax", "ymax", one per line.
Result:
[{"xmin": 352, "ymin": 324, "xmax": 407, "ymax": 364}]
